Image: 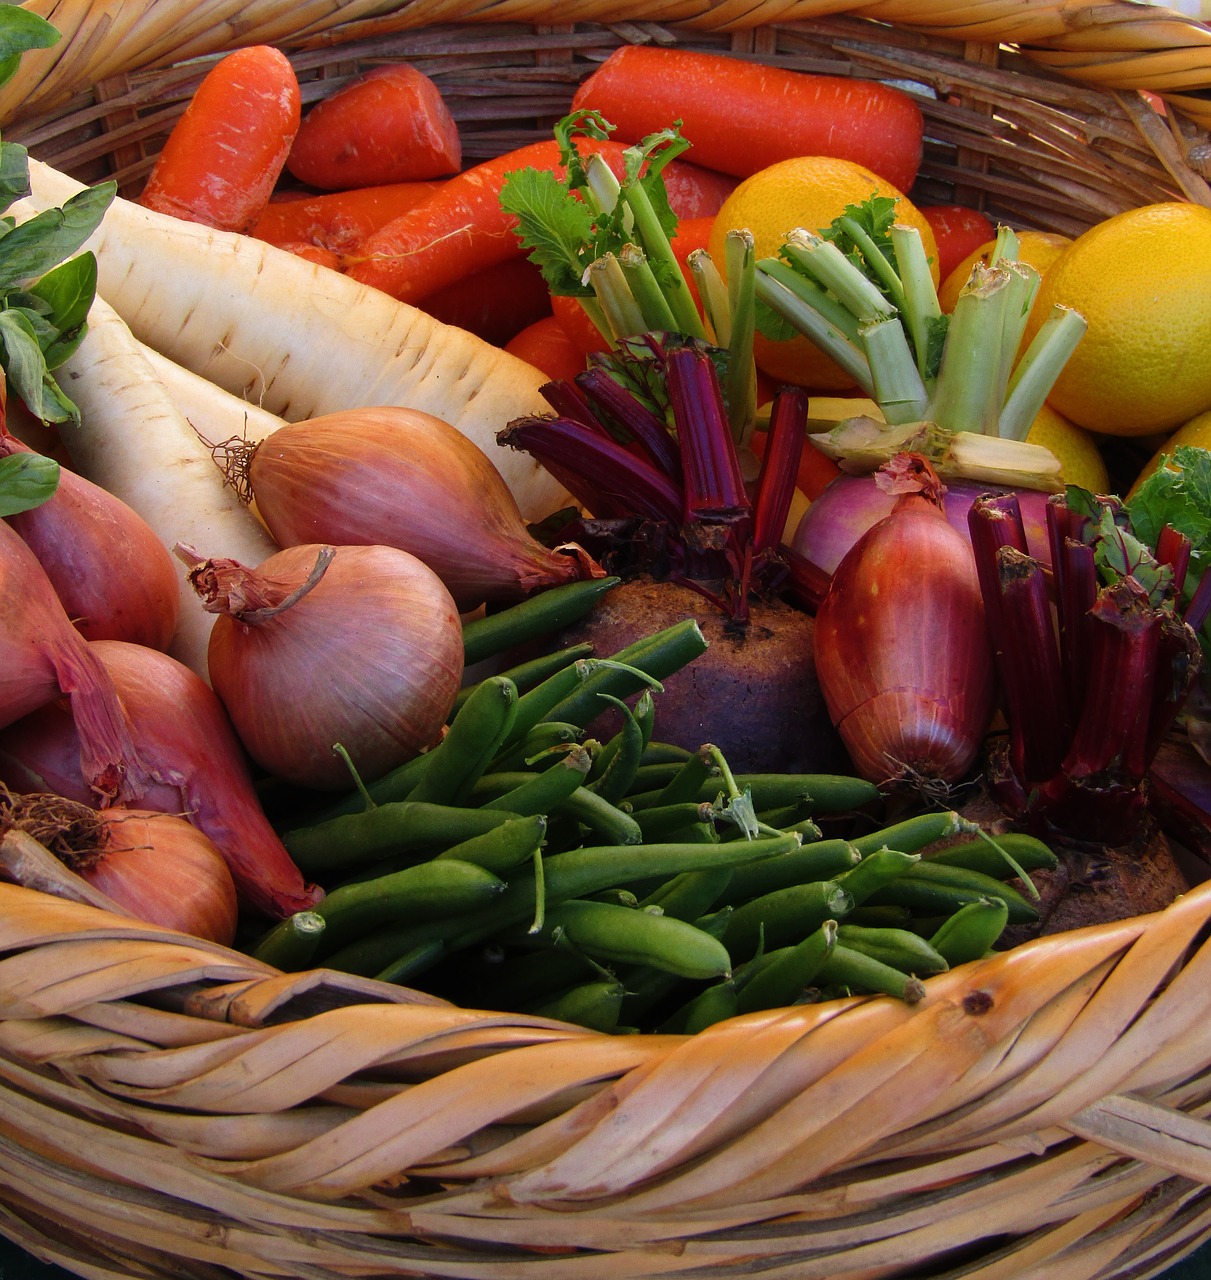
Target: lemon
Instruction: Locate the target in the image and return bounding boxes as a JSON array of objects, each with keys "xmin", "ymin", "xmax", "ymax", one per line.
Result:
[
  {"xmin": 708, "ymin": 155, "xmax": 938, "ymax": 390},
  {"xmin": 1024, "ymin": 403, "xmax": 1110, "ymax": 493},
  {"xmin": 1127, "ymin": 407, "xmax": 1211, "ymax": 498},
  {"xmin": 937, "ymin": 230, "xmax": 1071, "ymax": 315},
  {"xmin": 1023, "ymin": 202, "xmax": 1211, "ymax": 437}
]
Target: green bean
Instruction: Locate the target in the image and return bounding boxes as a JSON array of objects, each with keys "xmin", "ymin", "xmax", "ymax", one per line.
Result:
[
  {"xmin": 639, "ymin": 866, "xmax": 734, "ymax": 922},
  {"xmin": 632, "ymin": 801, "xmax": 718, "ymax": 842},
  {"xmin": 817, "ymin": 943, "xmax": 927, "ymax": 1003},
  {"xmin": 488, "ymin": 721, "xmax": 583, "ymax": 774},
  {"xmin": 556, "ymin": 785, "xmax": 644, "ymax": 845},
  {"xmin": 530, "ymin": 900, "xmax": 732, "ymax": 980},
  {"xmin": 250, "ymin": 910, "xmax": 327, "ymax": 971},
  {"xmin": 844, "ymin": 903, "xmax": 914, "ymax": 929},
  {"xmin": 313, "ymin": 858, "xmax": 506, "ymax": 956},
  {"xmin": 835, "ymin": 923, "xmax": 949, "ymax": 976},
  {"xmin": 734, "ymin": 919, "xmax": 839, "ymax": 1014},
  {"xmin": 851, "ymin": 810, "xmax": 979, "ymax": 858},
  {"xmin": 832, "ymin": 848, "xmax": 922, "ymax": 909},
  {"xmin": 300, "ymin": 749, "xmax": 434, "ymax": 824},
  {"xmin": 461, "ymin": 576, "xmax": 621, "ymax": 666},
  {"xmin": 649, "ymin": 744, "xmax": 717, "ymax": 806},
  {"xmin": 641, "ymin": 741, "xmax": 695, "ymax": 766},
  {"xmin": 452, "ymin": 645, "xmax": 595, "ymax": 718},
  {"xmin": 406, "ymin": 675, "xmax": 520, "ymax": 807},
  {"xmin": 531, "ymin": 979, "xmax": 627, "ymax": 1032},
  {"xmin": 433, "ymin": 813, "xmax": 548, "ymax": 876},
  {"xmin": 588, "ymin": 693, "xmax": 648, "ymax": 804},
  {"xmin": 678, "ymin": 979, "xmax": 740, "ymax": 1034},
  {"xmin": 629, "ymin": 772, "xmax": 881, "ymax": 814},
  {"xmin": 474, "ymin": 941, "xmax": 600, "ymax": 1010},
  {"xmin": 866, "ymin": 860, "xmax": 1041, "ymax": 926},
  {"xmin": 479, "ymin": 746, "xmax": 594, "ymax": 814},
  {"xmin": 616, "ymin": 906, "xmax": 733, "ymax": 1025},
  {"xmin": 922, "ymin": 831, "xmax": 1058, "ymax": 879},
  {"xmin": 282, "ymin": 801, "xmax": 522, "ymax": 877},
  {"xmin": 928, "ymin": 897, "xmax": 1010, "ymax": 967},
  {"xmin": 374, "ymin": 940, "xmax": 446, "ymax": 985},
  {"xmin": 723, "ymin": 879, "xmax": 853, "ymax": 960},
  {"xmin": 718, "ymin": 838, "xmax": 862, "ymax": 905}
]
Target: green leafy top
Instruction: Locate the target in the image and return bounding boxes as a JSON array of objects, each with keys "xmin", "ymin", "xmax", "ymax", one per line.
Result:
[
  {"xmin": 1126, "ymin": 446, "xmax": 1211, "ymax": 584},
  {"xmin": 1066, "ymin": 485, "xmax": 1176, "ymax": 607}
]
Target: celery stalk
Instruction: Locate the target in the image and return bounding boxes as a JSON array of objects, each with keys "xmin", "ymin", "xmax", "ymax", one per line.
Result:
[
  {"xmin": 859, "ymin": 317, "xmax": 928, "ymax": 425},
  {"xmin": 781, "ymin": 230, "xmax": 896, "ymax": 324},
  {"xmin": 689, "ymin": 247, "xmax": 732, "ymax": 346},
  {"xmin": 619, "ymin": 243, "xmax": 679, "ymax": 334},
  {"xmin": 588, "ymin": 254, "xmax": 646, "ymax": 341},
  {"xmin": 723, "ymin": 230, "xmax": 758, "ymax": 445},
  {"xmin": 998, "ymin": 305, "xmax": 1089, "ymax": 441},
  {"xmin": 928, "ymin": 265, "xmax": 1012, "ymax": 435},
  {"xmin": 890, "ymin": 223, "xmax": 941, "ymax": 384}
]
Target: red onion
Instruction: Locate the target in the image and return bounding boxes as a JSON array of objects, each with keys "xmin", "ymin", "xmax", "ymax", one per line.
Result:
[
  {"xmin": 813, "ymin": 455, "xmax": 997, "ymax": 786},
  {"xmin": 227, "ymin": 406, "xmax": 596, "ymax": 612},
  {"xmin": 2, "ymin": 428, "xmax": 180, "ymax": 649},
  {"xmin": 0, "ymin": 519, "xmax": 150, "ymax": 804},
  {"xmin": 182, "ymin": 542, "xmax": 464, "ymax": 790},
  {"xmin": 0, "ymin": 788, "xmax": 238, "ymax": 944},
  {"xmin": 0, "ymin": 639, "xmax": 321, "ymax": 919},
  {"xmin": 792, "ymin": 473, "xmax": 1054, "ymax": 578}
]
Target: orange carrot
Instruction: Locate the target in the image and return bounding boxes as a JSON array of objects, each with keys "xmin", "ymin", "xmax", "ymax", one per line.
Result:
[
  {"xmin": 346, "ymin": 138, "xmax": 741, "ymax": 304},
  {"xmin": 286, "ymin": 64, "xmax": 461, "ymax": 190},
  {"xmin": 919, "ymin": 204, "xmax": 997, "ymax": 283},
  {"xmin": 139, "ymin": 46, "xmax": 301, "ymax": 233},
  {"xmin": 550, "ymin": 293, "xmax": 610, "ymax": 359},
  {"xmin": 249, "ymin": 180, "xmax": 442, "ymax": 253},
  {"xmin": 419, "ymin": 256, "xmax": 553, "ymax": 347},
  {"xmin": 505, "ymin": 315, "xmax": 590, "ymax": 383},
  {"xmin": 571, "ymin": 46, "xmax": 924, "ymax": 193},
  {"xmin": 274, "ymin": 240, "xmax": 343, "ymax": 271}
]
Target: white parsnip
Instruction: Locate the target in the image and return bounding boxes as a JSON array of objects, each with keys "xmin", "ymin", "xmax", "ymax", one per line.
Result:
[
  {"xmin": 59, "ymin": 294, "xmax": 278, "ymax": 680},
  {"xmin": 24, "ymin": 158, "xmax": 567, "ymax": 521},
  {"xmin": 143, "ymin": 344, "xmax": 286, "ymax": 449}
]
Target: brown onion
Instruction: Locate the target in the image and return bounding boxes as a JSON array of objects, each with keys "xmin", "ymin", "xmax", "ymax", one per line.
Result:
[
  {"xmin": 0, "ymin": 788, "xmax": 238, "ymax": 944},
  {"xmin": 182, "ymin": 541, "xmax": 464, "ymax": 790},
  {"xmin": 813, "ymin": 455, "xmax": 997, "ymax": 786},
  {"xmin": 0, "ymin": 638, "xmax": 321, "ymax": 920},
  {"xmin": 2, "ymin": 428, "xmax": 180, "ymax": 649},
  {"xmin": 230, "ymin": 406, "xmax": 594, "ymax": 611}
]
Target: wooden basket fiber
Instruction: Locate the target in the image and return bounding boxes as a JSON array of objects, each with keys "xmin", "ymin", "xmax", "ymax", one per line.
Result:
[{"xmin": 3, "ymin": 2, "xmax": 1211, "ymax": 1278}]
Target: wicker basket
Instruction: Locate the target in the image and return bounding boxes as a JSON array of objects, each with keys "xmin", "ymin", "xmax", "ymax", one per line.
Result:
[{"xmin": 4, "ymin": 2, "xmax": 1211, "ymax": 1277}]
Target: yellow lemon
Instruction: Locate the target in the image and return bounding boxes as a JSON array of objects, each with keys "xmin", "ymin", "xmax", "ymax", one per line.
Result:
[
  {"xmin": 1024, "ymin": 402, "xmax": 1110, "ymax": 493},
  {"xmin": 1127, "ymin": 407, "xmax": 1211, "ymax": 498},
  {"xmin": 1023, "ymin": 202, "xmax": 1211, "ymax": 437},
  {"xmin": 937, "ymin": 230, "xmax": 1072, "ymax": 315},
  {"xmin": 708, "ymin": 155, "xmax": 938, "ymax": 390}
]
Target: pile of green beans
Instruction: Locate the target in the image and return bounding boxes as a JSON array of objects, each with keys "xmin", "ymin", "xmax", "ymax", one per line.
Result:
[{"xmin": 249, "ymin": 578, "xmax": 1058, "ymax": 1033}]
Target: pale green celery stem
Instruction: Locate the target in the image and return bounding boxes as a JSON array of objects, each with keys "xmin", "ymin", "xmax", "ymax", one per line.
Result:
[
  {"xmin": 619, "ymin": 243, "xmax": 679, "ymax": 333},
  {"xmin": 584, "ymin": 153, "xmax": 628, "ymax": 227},
  {"xmin": 859, "ymin": 317, "xmax": 928, "ymax": 424},
  {"xmin": 998, "ymin": 305, "xmax": 1089, "ymax": 441},
  {"xmin": 756, "ymin": 257, "xmax": 863, "ymax": 344},
  {"xmin": 890, "ymin": 223, "xmax": 941, "ymax": 383},
  {"xmin": 689, "ymin": 248, "xmax": 731, "ymax": 345},
  {"xmin": 990, "ymin": 224, "xmax": 1021, "ymax": 267},
  {"xmin": 927, "ymin": 266, "xmax": 1012, "ymax": 436},
  {"xmin": 588, "ymin": 254, "xmax": 646, "ymax": 341},
  {"xmin": 782, "ymin": 229, "xmax": 896, "ymax": 324},
  {"xmin": 836, "ymin": 214, "xmax": 907, "ymax": 311},
  {"xmin": 724, "ymin": 230, "xmax": 758, "ymax": 445},
  {"xmin": 991, "ymin": 263, "xmax": 1040, "ymax": 417},
  {"xmin": 754, "ymin": 263, "xmax": 874, "ymax": 396}
]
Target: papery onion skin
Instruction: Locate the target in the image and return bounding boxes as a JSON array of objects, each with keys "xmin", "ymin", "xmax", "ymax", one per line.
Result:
[
  {"xmin": 2, "ymin": 431, "xmax": 180, "ymax": 649},
  {"xmin": 813, "ymin": 460, "xmax": 997, "ymax": 786},
  {"xmin": 85, "ymin": 809, "xmax": 239, "ymax": 944},
  {"xmin": 0, "ymin": 639, "xmax": 321, "ymax": 920},
  {"xmin": 244, "ymin": 406, "xmax": 589, "ymax": 612},
  {"xmin": 792, "ymin": 473, "xmax": 1053, "ymax": 578},
  {"xmin": 193, "ymin": 542, "xmax": 464, "ymax": 790}
]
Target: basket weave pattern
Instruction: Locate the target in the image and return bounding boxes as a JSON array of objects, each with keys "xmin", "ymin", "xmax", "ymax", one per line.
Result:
[{"xmin": 4, "ymin": 2, "xmax": 1211, "ymax": 1277}]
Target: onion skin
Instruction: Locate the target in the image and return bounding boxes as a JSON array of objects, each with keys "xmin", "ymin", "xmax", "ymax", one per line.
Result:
[
  {"xmin": 792, "ymin": 473, "xmax": 1053, "ymax": 578},
  {"xmin": 244, "ymin": 406, "xmax": 591, "ymax": 611},
  {"xmin": 84, "ymin": 809, "xmax": 239, "ymax": 944},
  {"xmin": 0, "ymin": 639, "xmax": 321, "ymax": 920},
  {"xmin": 192, "ymin": 542, "xmax": 464, "ymax": 790},
  {"xmin": 813, "ymin": 460, "xmax": 997, "ymax": 785},
  {"xmin": 2, "ymin": 432, "xmax": 180, "ymax": 649}
]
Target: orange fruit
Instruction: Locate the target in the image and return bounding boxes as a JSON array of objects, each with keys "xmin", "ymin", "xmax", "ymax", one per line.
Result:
[
  {"xmin": 1023, "ymin": 202, "xmax": 1211, "ymax": 437},
  {"xmin": 1024, "ymin": 403, "xmax": 1109, "ymax": 493},
  {"xmin": 708, "ymin": 156, "xmax": 938, "ymax": 390},
  {"xmin": 937, "ymin": 230, "xmax": 1071, "ymax": 314},
  {"xmin": 1128, "ymin": 407, "xmax": 1211, "ymax": 498}
]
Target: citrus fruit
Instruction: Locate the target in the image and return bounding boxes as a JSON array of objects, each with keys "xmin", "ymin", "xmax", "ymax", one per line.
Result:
[
  {"xmin": 1127, "ymin": 406, "xmax": 1211, "ymax": 498},
  {"xmin": 1024, "ymin": 402, "xmax": 1109, "ymax": 493},
  {"xmin": 707, "ymin": 156, "xmax": 938, "ymax": 390},
  {"xmin": 937, "ymin": 230, "xmax": 1071, "ymax": 314},
  {"xmin": 1022, "ymin": 202, "xmax": 1211, "ymax": 437}
]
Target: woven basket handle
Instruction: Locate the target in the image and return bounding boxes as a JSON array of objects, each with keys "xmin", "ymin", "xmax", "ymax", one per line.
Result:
[{"xmin": 1068, "ymin": 1094, "xmax": 1211, "ymax": 1184}]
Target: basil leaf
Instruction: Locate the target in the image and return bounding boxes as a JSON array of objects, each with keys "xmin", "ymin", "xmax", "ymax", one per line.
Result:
[
  {"xmin": 0, "ymin": 307, "xmax": 77, "ymax": 423},
  {"xmin": 30, "ymin": 251, "xmax": 96, "ymax": 368},
  {"xmin": 0, "ymin": 8, "xmax": 60, "ymax": 92},
  {"xmin": 0, "ymin": 450, "xmax": 59, "ymax": 515},
  {"xmin": 0, "ymin": 182, "xmax": 114, "ymax": 290}
]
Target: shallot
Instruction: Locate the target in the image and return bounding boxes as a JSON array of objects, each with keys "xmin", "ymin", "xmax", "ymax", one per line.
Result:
[
  {"xmin": 181, "ymin": 542, "xmax": 464, "ymax": 790},
  {"xmin": 813, "ymin": 454, "xmax": 996, "ymax": 786}
]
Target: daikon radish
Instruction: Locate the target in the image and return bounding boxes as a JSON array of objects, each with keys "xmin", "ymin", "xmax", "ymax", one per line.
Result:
[
  {"xmin": 58, "ymin": 294, "xmax": 277, "ymax": 679},
  {"xmin": 23, "ymin": 158, "xmax": 567, "ymax": 522}
]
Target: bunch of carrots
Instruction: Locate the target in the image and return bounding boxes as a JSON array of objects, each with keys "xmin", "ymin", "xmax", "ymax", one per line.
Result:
[{"xmin": 143, "ymin": 40, "xmax": 994, "ymax": 487}]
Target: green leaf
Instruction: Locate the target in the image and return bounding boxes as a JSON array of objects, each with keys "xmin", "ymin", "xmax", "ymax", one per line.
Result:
[
  {"xmin": 500, "ymin": 166, "xmax": 598, "ymax": 296},
  {"xmin": 1126, "ymin": 446, "xmax": 1211, "ymax": 576},
  {"xmin": 0, "ymin": 181, "xmax": 114, "ymax": 291},
  {"xmin": 0, "ymin": 140, "xmax": 29, "ymax": 216},
  {"xmin": 0, "ymin": 449, "xmax": 59, "ymax": 515},
  {"xmin": 0, "ymin": 8, "xmax": 60, "ymax": 91},
  {"xmin": 30, "ymin": 251, "xmax": 96, "ymax": 368},
  {"xmin": 0, "ymin": 307, "xmax": 77, "ymax": 424}
]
